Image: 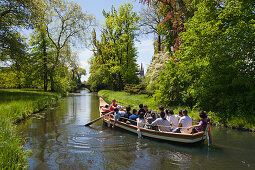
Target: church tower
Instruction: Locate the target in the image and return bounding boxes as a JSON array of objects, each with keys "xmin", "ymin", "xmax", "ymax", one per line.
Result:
[{"xmin": 139, "ymin": 63, "xmax": 145, "ymax": 77}]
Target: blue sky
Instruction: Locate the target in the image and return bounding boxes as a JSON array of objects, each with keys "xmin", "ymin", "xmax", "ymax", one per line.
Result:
[{"xmin": 71, "ymin": 0, "xmax": 154, "ymax": 81}]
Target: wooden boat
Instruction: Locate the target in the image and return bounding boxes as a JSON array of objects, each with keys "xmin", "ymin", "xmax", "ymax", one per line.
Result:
[{"xmin": 99, "ymin": 97, "xmax": 207, "ymax": 144}]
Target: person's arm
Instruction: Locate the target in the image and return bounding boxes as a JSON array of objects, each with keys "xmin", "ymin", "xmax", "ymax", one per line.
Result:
[
  {"xmin": 151, "ymin": 119, "xmax": 158, "ymax": 126},
  {"xmin": 187, "ymin": 122, "xmax": 202, "ymax": 130},
  {"xmin": 178, "ymin": 118, "xmax": 183, "ymax": 128}
]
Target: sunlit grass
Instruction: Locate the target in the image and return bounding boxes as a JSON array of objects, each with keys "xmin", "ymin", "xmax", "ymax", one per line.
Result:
[{"xmin": 0, "ymin": 89, "xmax": 61, "ymax": 169}]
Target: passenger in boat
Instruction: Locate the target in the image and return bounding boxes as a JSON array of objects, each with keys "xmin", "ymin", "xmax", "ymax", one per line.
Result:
[
  {"xmin": 123, "ymin": 105, "xmax": 132, "ymax": 123},
  {"xmin": 147, "ymin": 111, "xmax": 159, "ymax": 130},
  {"xmin": 159, "ymin": 105, "xmax": 164, "ymax": 113},
  {"xmin": 129, "ymin": 109, "xmax": 138, "ymax": 125},
  {"xmin": 110, "ymin": 99, "xmax": 118, "ymax": 111},
  {"xmin": 151, "ymin": 112, "xmax": 171, "ymax": 132},
  {"xmin": 114, "ymin": 108, "xmax": 121, "ymax": 122},
  {"xmin": 187, "ymin": 110, "xmax": 208, "ymax": 133},
  {"xmin": 178, "ymin": 110, "xmax": 183, "ymax": 118},
  {"xmin": 138, "ymin": 104, "xmax": 146, "ymax": 115},
  {"xmin": 117, "ymin": 105, "xmax": 126, "ymax": 117},
  {"xmin": 137, "ymin": 112, "xmax": 146, "ymax": 128},
  {"xmin": 166, "ymin": 109, "xmax": 179, "ymax": 130},
  {"xmin": 144, "ymin": 105, "xmax": 148, "ymax": 113},
  {"xmin": 102, "ymin": 105, "xmax": 111, "ymax": 113},
  {"xmin": 205, "ymin": 111, "xmax": 210, "ymax": 123},
  {"xmin": 173, "ymin": 109, "xmax": 192, "ymax": 134},
  {"xmin": 117, "ymin": 105, "xmax": 126, "ymax": 122}
]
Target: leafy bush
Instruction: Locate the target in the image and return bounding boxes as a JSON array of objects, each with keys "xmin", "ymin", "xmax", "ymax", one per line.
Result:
[{"xmin": 124, "ymin": 83, "xmax": 147, "ymax": 94}]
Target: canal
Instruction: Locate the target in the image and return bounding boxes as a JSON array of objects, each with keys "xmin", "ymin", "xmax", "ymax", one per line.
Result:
[{"xmin": 17, "ymin": 90, "xmax": 255, "ymax": 169}]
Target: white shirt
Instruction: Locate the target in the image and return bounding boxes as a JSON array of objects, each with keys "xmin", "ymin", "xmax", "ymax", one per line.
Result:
[
  {"xmin": 119, "ymin": 111, "xmax": 126, "ymax": 117},
  {"xmin": 179, "ymin": 115, "xmax": 192, "ymax": 134},
  {"xmin": 167, "ymin": 114, "xmax": 179, "ymax": 129},
  {"xmin": 137, "ymin": 118, "xmax": 146, "ymax": 128},
  {"xmin": 151, "ymin": 118, "xmax": 171, "ymax": 132}
]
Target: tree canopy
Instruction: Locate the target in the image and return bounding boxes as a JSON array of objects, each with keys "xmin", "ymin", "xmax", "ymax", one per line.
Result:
[{"xmin": 88, "ymin": 3, "xmax": 140, "ymax": 91}]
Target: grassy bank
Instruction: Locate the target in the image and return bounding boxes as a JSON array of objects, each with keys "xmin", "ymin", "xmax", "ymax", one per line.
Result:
[
  {"xmin": 98, "ymin": 90, "xmax": 255, "ymax": 131},
  {"xmin": 98, "ymin": 90, "xmax": 200, "ymax": 120},
  {"xmin": 0, "ymin": 89, "xmax": 61, "ymax": 169}
]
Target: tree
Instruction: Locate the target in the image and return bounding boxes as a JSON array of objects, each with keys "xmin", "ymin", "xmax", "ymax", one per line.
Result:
[
  {"xmin": 43, "ymin": 0, "xmax": 94, "ymax": 91},
  {"xmin": 88, "ymin": 4, "xmax": 140, "ymax": 91},
  {"xmin": 139, "ymin": 0, "xmax": 199, "ymax": 51},
  {"xmin": 29, "ymin": 26, "xmax": 53, "ymax": 91},
  {"xmin": 155, "ymin": 0, "xmax": 255, "ymax": 120},
  {"xmin": 0, "ymin": 0, "xmax": 37, "ymax": 60},
  {"xmin": 139, "ymin": 4, "xmax": 164, "ymax": 53}
]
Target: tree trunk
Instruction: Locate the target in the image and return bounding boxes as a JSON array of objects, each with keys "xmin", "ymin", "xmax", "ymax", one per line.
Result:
[
  {"xmin": 50, "ymin": 71, "xmax": 54, "ymax": 92},
  {"xmin": 50, "ymin": 49, "xmax": 60, "ymax": 92},
  {"xmin": 42, "ymin": 36, "xmax": 48, "ymax": 91},
  {"xmin": 158, "ymin": 34, "xmax": 161, "ymax": 52}
]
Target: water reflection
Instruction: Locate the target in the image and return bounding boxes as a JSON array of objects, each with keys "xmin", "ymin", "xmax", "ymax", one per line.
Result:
[{"xmin": 17, "ymin": 90, "xmax": 255, "ymax": 170}]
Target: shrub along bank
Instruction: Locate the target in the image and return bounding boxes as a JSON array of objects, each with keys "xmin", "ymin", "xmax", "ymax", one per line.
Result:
[
  {"xmin": 0, "ymin": 89, "xmax": 61, "ymax": 169},
  {"xmin": 98, "ymin": 90, "xmax": 255, "ymax": 131}
]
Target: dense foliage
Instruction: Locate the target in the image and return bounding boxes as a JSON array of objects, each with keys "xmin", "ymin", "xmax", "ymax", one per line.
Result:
[
  {"xmin": 0, "ymin": 0, "xmax": 92, "ymax": 92},
  {"xmin": 88, "ymin": 4, "xmax": 140, "ymax": 91},
  {"xmin": 153, "ymin": 0, "xmax": 255, "ymax": 123}
]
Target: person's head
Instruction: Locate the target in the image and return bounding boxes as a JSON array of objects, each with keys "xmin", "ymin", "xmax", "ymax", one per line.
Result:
[
  {"xmin": 139, "ymin": 104, "xmax": 143, "ymax": 109},
  {"xmin": 160, "ymin": 111, "xmax": 166, "ymax": 119},
  {"xmin": 144, "ymin": 105, "xmax": 148, "ymax": 111},
  {"xmin": 165, "ymin": 109, "xmax": 170, "ymax": 115},
  {"xmin": 178, "ymin": 110, "xmax": 183, "ymax": 117},
  {"xmin": 182, "ymin": 109, "xmax": 188, "ymax": 116},
  {"xmin": 147, "ymin": 109, "xmax": 151, "ymax": 114},
  {"xmin": 105, "ymin": 105, "xmax": 109, "ymax": 108},
  {"xmin": 168, "ymin": 110, "xmax": 174, "ymax": 115},
  {"xmin": 139, "ymin": 112, "xmax": 145, "ymax": 119},
  {"xmin": 159, "ymin": 105, "xmax": 164, "ymax": 112},
  {"xmin": 151, "ymin": 111, "xmax": 156, "ymax": 119},
  {"xmin": 126, "ymin": 105, "xmax": 131, "ymax": 112},
  {"xmin": 133, "ymin": 109, "xmax": 138, "ymax": 115},
  {"xmin": 199, "ymin": 110, "xmax": 207, "ymax": 119},
  {"xmin": 114, "ymin": 108, "xmax": 119, "ymax": 112},
  {"xmin": 117, "ymin": 105, "xmax": 121, "ymax": 110},
  {"xmin": 112, "ymin": 99, "xmax": 116, "ymax": 104}
]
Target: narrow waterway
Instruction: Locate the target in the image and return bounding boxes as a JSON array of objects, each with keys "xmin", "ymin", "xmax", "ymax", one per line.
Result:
[{"xmin": 17, "ymin": 90, "xmax": 255, "ymax": 170}]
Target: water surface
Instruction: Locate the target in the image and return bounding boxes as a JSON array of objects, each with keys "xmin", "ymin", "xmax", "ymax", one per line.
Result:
[{"xmin": 17, "ymin": 90, "xmax": 255, "ymax": 169}]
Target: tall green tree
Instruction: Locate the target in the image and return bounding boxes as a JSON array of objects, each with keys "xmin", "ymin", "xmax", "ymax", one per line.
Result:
[
  {"xmin": 88, "ymin": 4, "xmax": 140, "ymax": 91},
  {"xmin": 43, "ymin": 0, "xmax": 94, "ymax": 91}
]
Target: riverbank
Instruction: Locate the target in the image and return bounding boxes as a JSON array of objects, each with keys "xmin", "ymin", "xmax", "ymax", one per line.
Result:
[
  {"xmin": 98, "ymin": 90, "xmax": 255, "ymax": 131},
  {"xmin": 0, "ymin": 89, "xmax": 61, "ymax": 169}
]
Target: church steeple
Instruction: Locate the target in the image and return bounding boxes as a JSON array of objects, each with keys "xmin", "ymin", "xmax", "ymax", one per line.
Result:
[{"xmin": 139, "ymin": 63, "xmax": 144, "ymax": 77}]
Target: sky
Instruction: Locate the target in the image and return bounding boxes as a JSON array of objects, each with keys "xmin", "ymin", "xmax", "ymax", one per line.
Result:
[{"xmin": 70, "ymin": 0, "xmax": 154, "ymax": 81}]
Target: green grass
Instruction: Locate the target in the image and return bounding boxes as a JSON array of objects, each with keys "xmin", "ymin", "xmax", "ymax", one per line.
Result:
[
  {"xmin": 98, "ymin": 90, "xmax": 200, "ymax": 120},
  {"xmin": 0, "ymin": 89, "xmax": 61, "ymax": 169}
]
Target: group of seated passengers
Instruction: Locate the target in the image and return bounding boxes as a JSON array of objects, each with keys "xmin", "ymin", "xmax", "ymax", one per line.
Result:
[{"xmin": 103, "ymin": 99, "xmax": 210, "ymax": 134}]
